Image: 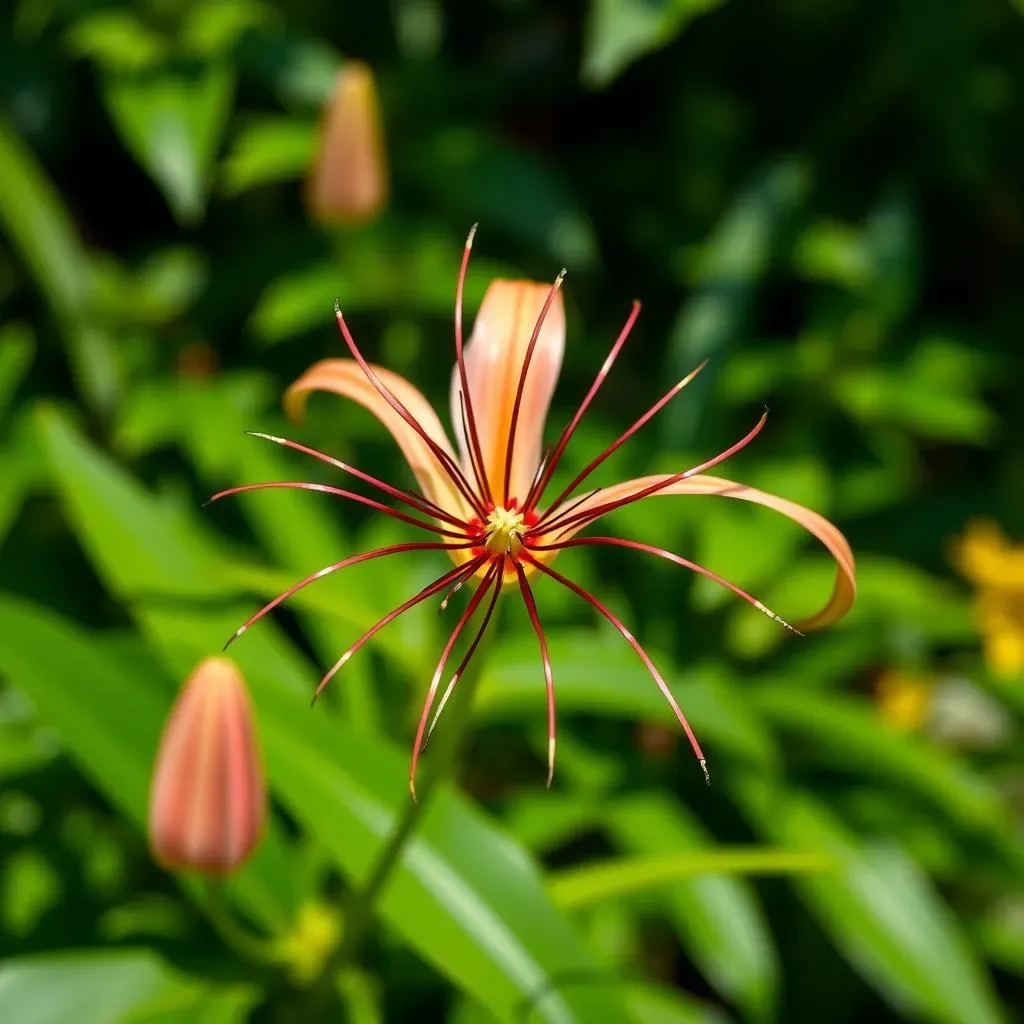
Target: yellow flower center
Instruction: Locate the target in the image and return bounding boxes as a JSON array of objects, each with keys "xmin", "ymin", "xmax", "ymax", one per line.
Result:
[{"xmin": 484, "ymin": 506, "xmax": 526, "ymax": 557}]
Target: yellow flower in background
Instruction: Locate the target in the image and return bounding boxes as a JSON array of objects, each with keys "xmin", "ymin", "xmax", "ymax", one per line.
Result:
[
  {"xmin": 955, "ymin": 519, "xmax": 1024, "ymax": 678},
  {"xmin": 307, "ymin": 62, "xmax": 388, "ymax": 226},
  {"xmin": 875, "ymin": 668, "xmax": 933, "ymax": 733}
]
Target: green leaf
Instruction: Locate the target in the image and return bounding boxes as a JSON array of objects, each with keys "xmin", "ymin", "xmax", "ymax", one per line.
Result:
[
  {"xmin": 0, "ymin": 118, "xmax": 119, "ymax": 414},
  {"xmin": 65, "ymin": 11, "xmax": 170, "ymax": 72},
  {"xmin": 0, "ymin": 950, "xmax": 258, "ymax": 1024},
  {"xmin": 550, "ymin": 847, "xmax": 833, "ymax": 908},
  {"xmin": 582, "ymin": 0, "xmax": 727, "ymax": 88},
  {"xmin": 739, "ymin": 784, "xmax": 1006, "ymax": 1024},
  {"xmin": 0, "ymin": 594, "xmax": 298, "ymax": 932},
  {"xmin": 662, "ymin": 159, "xmax": 809, "ymax": 444},
  {"xmin": 102, "ymin": 65, "xmax": 235, "ymax": 225},
  {"xmin": 34, "ymin": 408, "xmax": 637, "ymax": 1023},
  {"xmin": 605, "ymin": 794, "xmax": 782, "ymax": 1019},
  {"xmin": 220, "ymin": 117, "xmax": 316, "ymax": 195}
]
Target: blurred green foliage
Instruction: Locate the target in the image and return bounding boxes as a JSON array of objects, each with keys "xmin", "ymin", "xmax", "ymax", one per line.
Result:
[{"xmin": 2, "ymin": 1, "xmax": 1024, "ymax": 1022}]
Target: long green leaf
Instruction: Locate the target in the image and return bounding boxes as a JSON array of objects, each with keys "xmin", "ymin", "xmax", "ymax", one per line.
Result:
[{"xmin": 550, "ymin": 848, "xmax": 833, "ymax": 908}]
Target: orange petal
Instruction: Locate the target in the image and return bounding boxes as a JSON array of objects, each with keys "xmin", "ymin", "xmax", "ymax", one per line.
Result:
[
  {"xmin": 286, "ymin": 358, "xmax": 468, "ymax": 519},
  {"xmin": 149, "ymin": 657, "xmax": 265, "ymax": 875},
  {"xmin": 306, "ymin": 62, "xmax": 388, "ymax": 226},
  {"xmin": 451, "ymin": 280, "xmax": 565, "ymax": 504},
  {"xmin": 542, "ymin": 474, "xmax": 856, "ymax": 631}
]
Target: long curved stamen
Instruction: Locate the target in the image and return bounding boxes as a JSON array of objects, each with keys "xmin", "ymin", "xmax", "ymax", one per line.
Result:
[
  {"xmin": 501, "ymin": 270, "xmax": 567, "ymax": 504},
  {"xmin": 245, "ymin": 431, "xmax": 467, "ymax": 528},
  {"xmin": 523, "ymin": 553, "xmax": 709, "ymax": 785},
  {"xmin": 312, "ymin": 555, "xmax": 488, "ymax": 703},
  {"xmin": 457, "ymin": 389, "xmax": 491, "ymax": 509},
  {"xmin": 538, "ymin": 410, "xmax": 767, "ymax": 538},
  {"xmin": 527, "ymin": 536, "xmax": 800, "ymax": 634},
  {"xmin": 334, "ymin": 302, "xmax": 488, "ymax": 518},
  {"xmin": 523, "ymin": 301, "xmax": 642, "ymax": 514},
  {"xmin": 409, "ymin": 562, "xmax": 501, "ymax": 799},
  {"xmin": 454, "ymin": 225, "xmax": 494, "ymax": 506},
  {"xmin": 534, "ymin": 359, "xmax": 709, "ymax": 529},
  {"xmin": 515, "ymin": 562, "xmax": 556, "ymax": 787},
  {"xmin": 425, "ymin": 567, "xmax": 503, "ymax": 743},
  {"xmin": 207, "ymin": 481, "xmax": 471, "ymax": 539},
  {"xmin": 223, "ymin": 541, "xmax": 476, "ymax": 648}
]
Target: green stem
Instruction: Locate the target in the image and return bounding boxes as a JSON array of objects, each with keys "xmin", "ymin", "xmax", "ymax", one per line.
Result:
[
  {"xmin": 203, "ymin": 879, "xmax": 281, "ymax": 966},
  {"xmin": 337, "ymin": 602, "xmax": 500, "ymax": 964}
]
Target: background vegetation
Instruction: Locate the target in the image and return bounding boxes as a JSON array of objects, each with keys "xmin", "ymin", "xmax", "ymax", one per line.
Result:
[{"xmin": 2, "ymin": 1, "xmax": 1023, "ymax": 1021}]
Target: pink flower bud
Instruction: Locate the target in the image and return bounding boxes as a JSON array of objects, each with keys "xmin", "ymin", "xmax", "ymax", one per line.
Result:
[
  {"xmin": 149, "ymin": 657, "xmax": 266, "ymax": 875},
  {"xmin": 307, "ymin": 62, "xmax": 388, "ymax": 226}
]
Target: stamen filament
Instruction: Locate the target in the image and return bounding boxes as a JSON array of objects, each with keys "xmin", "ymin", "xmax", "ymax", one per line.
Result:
[
  {"xmin": 409, "ymin": 563, "xmax": 501, "ymax": 799},
  {"xmin": 535, "ymin": 359, "xmax": 709, "ymax": 529},
  {"xmin": 312, "ymin": 555, "xmax": 488, "ymax": 703},
  {"xmin": 245, "ymin": 431, "xmax": 466, "ymax": 528},
  {"xmin": 501, "ymin": 270, "xmax": 567, "ymax": 504},
  {"xmin": 334, "ymin": 302, "xmax": 488, "ymax": 518},
  {"xmin": 224, "ymin": 541, "xmax": 476, "ymax": 648},
  {"xmin": 527, "ymin": 536, "xmax": 800, "ymax": 634},
  {"xmin": 515, "ymin": 562, "xmax": 556, "ymax": 788},
  {"xmin": 524, "ymin": 301, "xmax": 642, "ymax": 514},
  {"xmin": 425, "ymin": 571, "xmax": 503, "ymax": 743},
  {"xmin": 538, "ymin": 410, "xmax": 767, "ymax": 538},
  {"xmin": 207, "ymin": 481, "xmax": 471, "ymax": 539},
  {"xmin": 523, "ymin": 553, "xmax": 709, "ymax": 785},
  {"xmin": 453, "ymin": 224, "xmax": 494, "ymax": 506}
]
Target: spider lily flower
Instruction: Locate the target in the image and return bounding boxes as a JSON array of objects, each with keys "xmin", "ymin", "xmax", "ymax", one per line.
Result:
[
  {"xmin": 149, "ymin": 657, "xmax": 266, "ymax": 874},
  {"xmin": 210, "ymin": 227, "xmax": 856, "ymax": 796}
]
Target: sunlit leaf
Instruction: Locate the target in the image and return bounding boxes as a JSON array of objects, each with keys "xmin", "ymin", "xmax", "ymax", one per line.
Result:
[{"xmin": 582, "ymin": 0, "xmax": 727, "ymax": 88}]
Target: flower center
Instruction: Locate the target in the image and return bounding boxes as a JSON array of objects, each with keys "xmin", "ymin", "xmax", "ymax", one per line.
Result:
[{"xmin": 483, "ymin": 506, "xmax": 526, "ymax": 558}]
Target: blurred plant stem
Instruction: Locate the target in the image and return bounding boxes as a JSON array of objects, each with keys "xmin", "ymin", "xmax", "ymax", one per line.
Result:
[
  {"xmin": 336, "ymin": 599, "xmax": 502, "ymax": 966},
  {"xmin": 203, "ymin": 879, "xmax": 281, "ymax": 966}
]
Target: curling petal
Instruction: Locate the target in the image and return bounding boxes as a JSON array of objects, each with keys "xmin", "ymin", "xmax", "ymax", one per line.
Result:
[
  {"xmin": 451, "ymin": 280, "xmax": 565, "ymax": 504},
  {"xmin": 286, "ymin": 358, "xmax": 468, "ymax": 519},
  {"xmin": 542, "ymin": 474, "xmax": 856, "ymax": 630}
]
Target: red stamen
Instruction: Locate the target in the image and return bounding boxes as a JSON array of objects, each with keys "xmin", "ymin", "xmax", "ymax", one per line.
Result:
[
  {"xmin": 454, "ymin": 225, "xmax": 493, "ymax": 505},
  {"xmin": 224, "ymin": 541, "xmax": 476, "ymax": 648},
  {"xmin": 534, "ymin": 359, "xmax": 709, "ymax": 529},
  {"xmin": 501, "ymin": 270, "xmax": 567, "ymax": 504},
  {"xmin": 245, "ymin": 431, "xmax": 466, "ymax": 528},
  {"xmin": 409, "ymin": 563, "xmax": 501, "ymax": 799},
  {"xmin": 528, "ymin": 536, "xmax": 800, "ymax": 635},
  {"xmin": 524, "ymin": 301, "xmax": 642, "ymax": 514},
  {"xmin": 538, "ymin": 410, "xmax": 767, "ymax": 538},
  {"xmin": 312, "ymin": 555, "xmax": 487, "ymax": 703},
  {"xmin": 457, "ymin": 389, "xmax": 491, "ymax": 509},
  {"xmin": 334, "ymin": 302, "xmax": 487, "ymax": 518},
  {"xmin": 425, "ymin": 569, "xmax": 503, "ymax": 744},
  {"xmin": 515, "ymin": 562, "xmax": 556, "ymax": 788},
  {"xmin": 207, "ymin": 481, "xmax": 471, "ymax": 539},
  {"xmin": 523, "ymin": 553, "xmax": 709, "ymax": 785}
]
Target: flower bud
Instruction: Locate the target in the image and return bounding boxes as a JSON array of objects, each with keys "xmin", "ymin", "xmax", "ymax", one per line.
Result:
[
  {"xmin": 149, "ymin": 657, "xmax": 266, "ymax": 875},
  {"xmin": 307, "ymin": 62, "xmax": 388, "ymax": 226}
]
